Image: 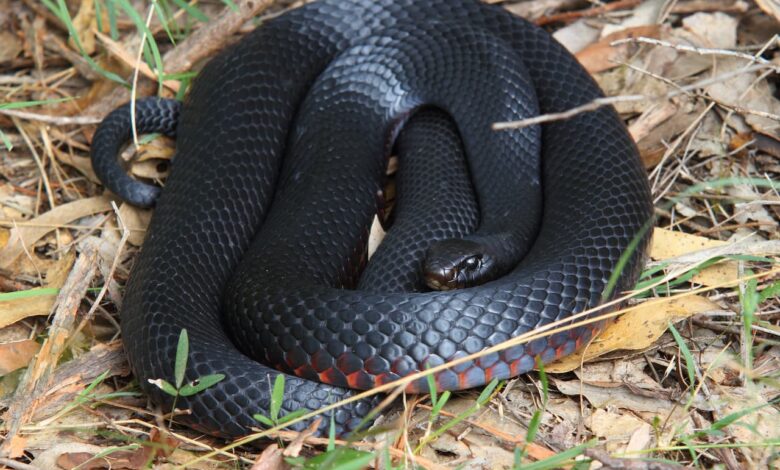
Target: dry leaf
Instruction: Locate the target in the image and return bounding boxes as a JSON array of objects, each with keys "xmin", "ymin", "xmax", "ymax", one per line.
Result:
[
  {"xmin": 413, "ymin": 393, "xmax": 554, "ymax": 466},
  {"xmin": 625, "ymin": 423, "xmax": 653, "ymax": 454},
  {"xmin": 0, "ymin": 340, "xmax": 40, "ymax": 375},
  {"xmin": 553, "ymin": 19, "xmax": 601, "ymax": 54},
  {"xmin": 53, "ymin": 149, "xmax": 98, "ymax": 183},
  {"xmin": 576, "ymin": 25, "xmax": 662, "ymax": 74},
  {"xmin": 0, "ymin": 183, "xmax": 37, "ymax": 219},
  {"xmin": 572, "ymin": 360, "xmax": 661, "ymax": 391},
  {"xmin": 251, "ymin": 444, "xmax": 286, "ymax": 470},
  {"xmin": 117, "ymin": 203, "xmax": 151, "ymax": 246},
  {"xmin": 601, "ymin": 0, "xmax": 665, "ymax": 37},
  {"xmin": 2, "ymin": 435, "xmax": 27, "ymax": 459},
  {"xmin": 0, "ymin": 31, "xmax": 22, "ymax": 63},
  {"xmin": 32, "ymin": 443, "xmax": 105, "ymax": 469},
  {"xmin": 755, "ymin": 0, "xmax": 780, "ymax": 23},
  {"xmin": 589, "ymin": 408, "xmax": 651, "ymax": 452},
  {"xmin": 282, "ymin": 418, "xmax": 322, "ymax": 457},
  {"xmin": 717, "ymin": 387, "xmax": 780, "ymax": 463},
  {"xmin": 729, "ymin": 183, "xmax": 777, "ymax": 231},
  {"xmin": 546, "ymin": 295, "xmax": 720, "ymax": 373},
  {"xmin": 554, "ymin": 378, "xmax": 675, "ymax": 414},
  {"xmin": 70, "ymin": 0, "xmax": 97, "ymax": 55},
  {"xmin": 706, "ymin": 58, "xmax": 780, "ymax": 136},
  {"xmin": 650, "ymin": 227, "xmax": 738, "ymax": 287},
  {"xmin": 0, "ymin": 196, "xmax": 114, "ymax": 269},
  {"xmin": 0, "ymin": 251, "xmax": 75, "ymax": 329},
  {"xmin": 0, "ymin": 227, "xmax": 9, "ymax": 251},
  {"xmin": 629, "ymin": 101, "xmax": 678, "ymax": 147},
  {"xmin": 682, "ymin": 12, "xmax": 738, "ymax": 49},
  {"xmin": 38, "ymin": 410, "xmax": 175, "ymax": 469}
]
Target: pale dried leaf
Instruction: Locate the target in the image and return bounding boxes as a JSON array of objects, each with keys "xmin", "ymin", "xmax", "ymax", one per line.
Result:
[
  {"xmin": 251, "ymin": 443, "xmax": 286, "ymax": 470},
  {"xmin": 706, "ymin": 58, "xmax": 780, "ymax": 135},
  {"xmin": 367, "ymin": 214, "xmax": 386, "ymax": 259},
  {"xmin": 572, "ymin": 360, "xmax": 661, "ymax": 391},
  {"xmin": 553, "ymin": 19, "xmax": 601, "ymax": 54},
  {"xmin": 0, "ymin": 340, "xmax": 40, "ymax": 375},
  {"xmin": 728, "ymin": 184, "xmax": 777, "ymax": 230},
  {"xmin": 601, "ymin": 0, "xmax": 665, "ymax": 37},
  {"xmin": 0, "ymin": 251, "xmax": 75, "ymax": 329},
  {"xmin": 717, "ymin": 387, "xmax": 780, "ymax": 463},
  {"xmin": 682, "ymin": 12, "xmax": 738, "ymax": 49},
  {"xmin": 626, "ymin": 423, "xmax": 654, "ymax": 453},
  {"xmin": 32, "ymin": 443, "xmax": 106, "ymax": 469},
  {"xmin": 589, "ymin": 408, "xmax": 650, "ymax": 452},
  {"xmin": 554, "ymin": 378, "xmax": 675, "ymax": 414},
  {"xmin": 503, "ymin": 0, "xmax": 581, "ymax": 21},
  {"xmin": 70, "ymin": 0, "xmax": 97, "ymax": 54},
  {"xmin": 546, "ymin": 295, "xmax": 720, "ymax": 373},
  {"xmin": 576, "ymin": 25, "xmax": 662, "ymax": 74},
  {"xmin": 0, "ymin": 196, "xmax": 113, "ymax": 269},
  {"xmin": 650, "ymin": 227, "xmax": 738, "ymax": 287},
  {"xmin": 0, "ymin": 31, "xmax": 22, "ymax": 62},
  {"xmin": 117, "ymin": 203, "xmax": 151, "ymax": 246}
]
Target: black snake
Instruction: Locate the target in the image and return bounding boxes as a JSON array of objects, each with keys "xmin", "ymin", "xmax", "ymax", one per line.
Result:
[{"xmin": 91, "ymin": 0, "xmax": 653, "ymax": 437}]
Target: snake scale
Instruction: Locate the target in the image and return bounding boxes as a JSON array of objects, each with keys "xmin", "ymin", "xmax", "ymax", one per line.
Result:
[{"xmin": 91, "ymin": 0, "xmax": 653, "ymax": 437}]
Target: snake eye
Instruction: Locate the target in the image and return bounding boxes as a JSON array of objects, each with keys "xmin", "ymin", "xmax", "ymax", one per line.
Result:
[{"xmin": 460, "ymin": 255, "xmax": 482, "ymax": 272}]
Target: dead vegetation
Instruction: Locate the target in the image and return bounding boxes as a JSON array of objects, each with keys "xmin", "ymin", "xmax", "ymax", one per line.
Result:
[{"xmin": 0, "ymin": 0, "xmax": 779, "ymax": 468}]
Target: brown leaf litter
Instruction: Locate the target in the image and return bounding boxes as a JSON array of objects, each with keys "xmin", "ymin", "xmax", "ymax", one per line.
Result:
[{"xmin": 1, "ymin": 0, "xmax": 779, "ymax": 468}]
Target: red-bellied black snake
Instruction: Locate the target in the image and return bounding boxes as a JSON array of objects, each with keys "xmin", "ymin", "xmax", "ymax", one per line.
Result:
[{"xmin": 91, "ymin": 0, "xmax": 653, "ymax": 437}]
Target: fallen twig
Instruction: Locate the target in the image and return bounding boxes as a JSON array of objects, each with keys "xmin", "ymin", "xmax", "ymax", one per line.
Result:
[
  {"xmin": 492, "ymin": 63, "xmax": 773, "ymax": 130},
  {"xmin": 0, "ymin": 240, "xmax": 100, "ymax": 458}
]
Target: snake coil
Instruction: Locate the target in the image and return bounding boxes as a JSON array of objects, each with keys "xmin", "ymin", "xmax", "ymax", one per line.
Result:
[{"xmin": 91, "ymin": 0, "xmax": 652, "ymax": 437}]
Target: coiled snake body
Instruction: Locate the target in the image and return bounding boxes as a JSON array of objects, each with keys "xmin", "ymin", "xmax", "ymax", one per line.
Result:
[{"xmin": 92, "ymin": 0, "xmax": 652, "ymax": 437}]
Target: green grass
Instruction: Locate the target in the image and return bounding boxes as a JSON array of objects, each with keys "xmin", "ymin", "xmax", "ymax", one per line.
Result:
[
  {"xmin": 0, "ymin": 97, "xmax": 74, "ymax": 150},
  {"xmin": 150, "ymin": 329, "xmax": 225, "ymax": 427}
]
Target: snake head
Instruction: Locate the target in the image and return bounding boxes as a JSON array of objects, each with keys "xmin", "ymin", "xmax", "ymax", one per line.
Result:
[{"xmin": 423, "ymin": 239, "xmax": 499, "ymax": 290}]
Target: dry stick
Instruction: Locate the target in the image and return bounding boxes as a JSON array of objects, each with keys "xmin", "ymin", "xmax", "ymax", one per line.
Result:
[
  {"xmin": 0, "ymin": 457, "xmax": 41, "ymax": 470},
  {"xmin": 535, "ymin": 0, "xmax": 642, "ymax": 26},
  {"xmin": 23, "ymin": 417, "xmax": 256, "ymax": 466},
  {"xmin": 649, "ymin": 103, "xmax": 714, "ymax": 198},
  {"xmin": 63, "ymin": 202, "xmax": 131, "ymax": 360},
  {"xmin": 0, "ymin": 108, "xmax": 102, "ymax": 126},
  {"xmin": 31, "ymin": 341, "xmax": 128, "ymax": 427},
  {"xmin": 0, "ymin": 220, "xmax": 140, "ymax": 232},
  {"xmin": 496, "ymin": 34, "xmax": 780, "ymax": 133},
  {"xmin": 183, "ymin": 266, "xmax": 780, "ymax": 468},
  {"xmin": 717, "ymin": 36, "xmax": 780, "ymax": 138},
  {"xmin": 611, "ymin": 36, "xmax": 780, "ymax": 70},
  {"xmin": 652, "ymin": 120, "xmax": 700, "ymax": 206},
  {"xmin": 668, "ymin": 0, "xmax": 750, "ymax": 15},
  {"xmin": 0, "ymin": 241, "xmax": 100, "ymax": 457},
  {"xmin": 491, "ymin": 63, "xmax": 773, "ymax": 131},
  {"xmin": 45, "ymin": 33, "xmax": 102, "ymax": 81},
  {"xmin": 162, "ymin": 0, "xmax": 277, "ymax": 74}
]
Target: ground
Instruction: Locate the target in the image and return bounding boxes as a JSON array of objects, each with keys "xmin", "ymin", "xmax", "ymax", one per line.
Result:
[{"xmin": 0, "ymin": 0, "xmax": 779, "ymax": 469}]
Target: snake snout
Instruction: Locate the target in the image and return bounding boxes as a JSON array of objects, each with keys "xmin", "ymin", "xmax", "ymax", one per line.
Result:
[{"xmin": 423, "ymin": 239, "xmax": 499, "ymax": 290}]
